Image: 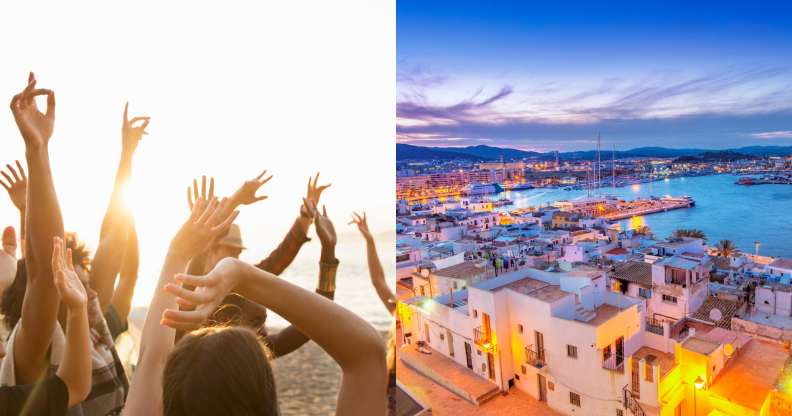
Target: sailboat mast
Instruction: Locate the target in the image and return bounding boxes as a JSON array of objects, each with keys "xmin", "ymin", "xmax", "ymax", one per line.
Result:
[
  {"xmin": 597, "ymin": 132, "xmax": 602, "ymax": 198},
  {"xmin": 613, "ymin": 144, "xmax": 616, "ymax": 198}
]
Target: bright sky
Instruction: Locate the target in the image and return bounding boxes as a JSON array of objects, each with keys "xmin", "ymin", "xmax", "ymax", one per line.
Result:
[
  {"xmin": 0, "ymin": 1, "xmax": 395, "ymax": 307},
  {"xmin": 397, "ymin": 1, "xmax": 792, "ymax": 151}
]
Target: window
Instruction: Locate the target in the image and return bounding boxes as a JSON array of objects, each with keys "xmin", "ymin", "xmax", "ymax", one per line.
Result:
[
  {"xmin": 570, "ymin": 392, "xmax": 581, "ymax": 407},
  {"xmin": 548, "ymin": 382, "xmax": 555, "ymax": 391},
  {"xmin": 521, "ymin": 365, "xmax": 526, "ymax": 375},
  {"xmin": 473, "ymin": 309, "xmax": 478, "ymax": 318},
  {"xmin": 639, "ymin": 288, "xmax": 651, "ymax": 298},
  {"xmin": 518, "ymin": 324, "xmax": 524, "ymax": 334},
  {"xmin": 567, "ymin": 345, "xmax": 578, "ymax": 358},
  {"xmin": 662, "ymin": 294, "xmax": 678, "ymax": 304},
  {"xmin": 617, "ymin": 409, "xmax": 624, "ymax": 416},
  {"xmin": 515, "ymin": 374, "xmax": 520, "ymax": 380},
  {"xmin": 453, "ymin": 281, "xmax": 458, "ymax": 289},
  {"xmin": 477, "ymin": 350, "xmax": 482, "ymax": 356}
]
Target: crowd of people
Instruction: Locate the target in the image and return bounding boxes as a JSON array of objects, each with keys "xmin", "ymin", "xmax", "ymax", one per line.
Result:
[{"xmin": 0, "ymin": 72, "xmax": 396, "ymax": 416}]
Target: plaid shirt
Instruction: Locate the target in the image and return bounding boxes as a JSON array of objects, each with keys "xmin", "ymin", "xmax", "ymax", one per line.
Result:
[{"xmin": 254, "ymin": 218, "xmax": 310, "ymax": 275}]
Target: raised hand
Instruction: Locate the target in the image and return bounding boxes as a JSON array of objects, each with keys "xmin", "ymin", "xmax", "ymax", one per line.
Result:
[
  {"xmin": 0, "ymin": 161, "xmax": 27, "ymax": 212},
  {"xmin": 187, "ymin": 175, "xmax": 214, "ymax": 214},
  {"xmin": 306, "ymin": 172, "xmax": 331, "ymax": 205},
  {"xmin": 52, "ymin": 237, "xmax": 87, "ymax": 308},
  {"xmin": 122, "ymin": 102, "xmax": 150, "ymax": 154},
  {"xmin": 9, "ymin": 72, "xmax": 55, "ymax": 148},
  {"xmin": 0, "ymin": 226, "xmax": 17, "ymax": 293},
  {"xmin": 231, "ymin": 170, "xmax": 272, "ymax": 206},
  {"xmin": 349, "ymin": 211, "xmax": 372, "ymax": 240},
  {"xmin": 160, "ymin": 258, "xmax": 241, "ymax": 331},
  {"xmin": 169, "ymin": 197, "xmax": 239, "ymax": 262},
  {"xmin": 304, "ymin": 198, "xmax": 336, "ymax": 247}
]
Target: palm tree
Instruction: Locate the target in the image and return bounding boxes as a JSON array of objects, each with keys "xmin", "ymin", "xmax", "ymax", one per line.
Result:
[
  {"xmin": 686, "ymin": 229, "xmax": 708, "ymax": 241},
  {"xmin": 715, "ymin": 239, "xmax": 738, "ymax": 257},
  {"xmin": 636, "ymin": 225, "xmax": 654, "ymax": 238},
  {"xmin": 671, "ymin": 229, "xmax": 688, "ymax": 238}
]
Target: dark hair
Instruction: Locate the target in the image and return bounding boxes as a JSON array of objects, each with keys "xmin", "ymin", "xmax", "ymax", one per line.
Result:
[
  {"xmin": 65, "ymin": 232, "xmax": 92, "ymax": 271},
  {"xmin": 0, "ymin": 232, "xmax": 91, "ymax": 334},
  {"xmin": 163, "ymin": 326, "xmax": 279, "ymax": 416},
  {"xmin": 0, "ymin": 259, "xmax": 26, "ymax": 335}
]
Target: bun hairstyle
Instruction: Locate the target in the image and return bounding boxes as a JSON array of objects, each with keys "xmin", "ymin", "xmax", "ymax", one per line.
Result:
[{"xmin": 162, "ymin": 326, "xmax": 279, "ymax": 416}]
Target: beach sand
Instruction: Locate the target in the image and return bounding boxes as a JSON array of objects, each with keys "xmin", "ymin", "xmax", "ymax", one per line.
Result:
[{"xmin": 271, "ymin": 338, "xmax": 342, "ymax": 416}]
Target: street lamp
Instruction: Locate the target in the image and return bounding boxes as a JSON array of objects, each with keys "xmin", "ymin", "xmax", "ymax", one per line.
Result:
[
  {"xmin": 754, "ymin": 242, "xmax": 761, "ymax": 257},
  {"xmin": 694, "ymin": 376, "xmax": 704, "ymax": 416}
]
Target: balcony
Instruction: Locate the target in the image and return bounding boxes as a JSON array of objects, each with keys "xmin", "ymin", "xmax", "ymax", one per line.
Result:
[
  {"xmin": 525, "ymin": 345, "xmax": 547, "ymax": 373},
  {"xmin": 602, "ymin": 352, "xmax": 625, "ymax": 373},
  {"xmin": 474, "ymin": 326, "xmax": 495, "ymax": 351},
  {"xmin": 645, "ymin": 318, "xmax": 664, "ymax": 336}
]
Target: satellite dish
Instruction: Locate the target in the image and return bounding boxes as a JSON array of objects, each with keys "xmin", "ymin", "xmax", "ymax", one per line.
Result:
[
  {"xmin": 724, "ymin": 344, "xmax": 733, "ymax": 356},
  {"xmin": 421, "ymin": 269, "xmax": 430, "ymax": 278},
  {"xmin": 709, "ymin": 308, "xmax": 722, "ymax": 321}
]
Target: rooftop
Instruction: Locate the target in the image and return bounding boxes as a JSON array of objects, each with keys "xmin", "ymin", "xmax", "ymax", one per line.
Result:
[
  {"xmin": 709, "ymin": 339, "xmax": 790, "ymax": 411},
  {"xmin": 489, "ymin": 276, "xmax": 548, "ymax": 294},
  {"xmin": 692, "ymin": 296, "xmax": 744, "ymax": 329},
  {"xmin": 553, "ymin": 211, "xmax": 577, "ymax": 218},
  {"xmin": 606, "ymin": 248, "xmax": 629, "ymax": 256},
  {"xmin": 762, "ymin": 282, "xmax": 792, "ymax": 293},
  {"xmin": 701, "ymin": 327, "xmax": 752, "ymax": 350},
  {"xmin": 433, "ymin": 259, "xmax": 494, "ymax": 280},
  {"xmin": 563, "ymin": 270, "xmax": 605, "ymax": 279},
  {"xmin": 631, "ymin": 346, "xmax": 677, "ymax": 380},
  {"xmin": 681, "ymin": 336, "xmax": 721, "ymax": 356},
  {"xmin": 578, "ymin": 304, "xmax": 625, "ymax": 326},
  {"xmin": 767, "ymin": 258, "xmax": 792, "ymax": 270},
  {"xmin": 612, "ymin": 261, "xmax": 652, "ymax": 287},
  {"xmin": 654, "ymin": 237, "xmax": 697, "ymax": 248},
  {"xmin": 656, "ymin": 256, "xmax": 699, "ymax": 270},
  {"xmin": 711, "ymin": 256, "xmax": 741, "ymax": 272}
]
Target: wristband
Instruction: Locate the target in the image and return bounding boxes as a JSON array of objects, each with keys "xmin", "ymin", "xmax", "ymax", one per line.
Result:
[{"xmin": 317, "ymin": 260, "xmax": 339, "ymax": 292}]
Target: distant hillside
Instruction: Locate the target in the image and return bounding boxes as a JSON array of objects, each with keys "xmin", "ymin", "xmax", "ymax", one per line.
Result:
[
  {"xmin": 396, "ymin": 144, "xmax": 492, "ymax": 160},
  {"xmin": 624, "ymin": 147, "xmax": 710, "ymax": 157},
  {"xmin": 398, "ymin": 143, "xmax": 792, "ymax": 161},
  {"xmin": 672, "ymin": 151, "xmax": 762, "ymax": 164},
  {"xmin": 426, "ymin": 145, "xmax": 546, "ymax": 160},
  {"xmin": 731, "ymin": 145, "xmax": 792, "ymax": 155}
]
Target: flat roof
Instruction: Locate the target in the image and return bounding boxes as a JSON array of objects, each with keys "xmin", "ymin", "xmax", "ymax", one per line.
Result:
[
  {"xmin": 709, "ymin": 339, "xmax": 789, "ymax": 411},
  {"xmin": 578, "ymin": 304, "xmax": 625, "ymax": 326},
  {"xmin": 656, "ymin": 256, "xmax": 699, "ymax": 270},
  {"xmin": 433, "ymin": 259, "xmax": 494, "ymax": 280},
  {"xmin": 529, "ymin": 285, "xmax": 570, "ymax": 302},
  {"xmin": 681, "ymin": 336, "xmax": 721, "ymax": 356},
  {"xmin": 490, "ymin": 276, "xmax": 548, "ymax": 294},
  {"xmin": 632, "ymin": 346, "xmax": 677, "ymax": 380}
]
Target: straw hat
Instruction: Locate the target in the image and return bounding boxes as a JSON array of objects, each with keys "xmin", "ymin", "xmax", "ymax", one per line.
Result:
[{"xmin": 215, "ymin": 223, "xmax": 247, "ymax": 250}]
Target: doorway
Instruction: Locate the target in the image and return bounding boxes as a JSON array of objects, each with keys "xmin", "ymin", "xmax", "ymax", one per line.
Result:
[
  {"xmin": 446, "ymin": 330, "xmax": 454, "ymax": 357},
  {"xmin": 538, "ymin": 374, "xmax": 547, "ymax": 402},
  {"xmin": 424, "ymin": 324, "xmax": 431, "ymax": 343},
  {"xmin": 465, "ymin": 343, "xmax": 473, "ymax": 369},
  {"xmin": 535, "ymin": 331, "xmax": 545, "ymax": 361},
  {"xmin": 615, "ymin": 336, "xmax": 624, "ymax": 366},
  {"xmin": 487, "ymin": 352, "xmax": 495, "ymax": 381}
]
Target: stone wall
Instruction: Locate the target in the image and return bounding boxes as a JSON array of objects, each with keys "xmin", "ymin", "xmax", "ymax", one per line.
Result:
[{"xmin": 731, "ymin": 317, "xmax": 792, "ymax": 343}]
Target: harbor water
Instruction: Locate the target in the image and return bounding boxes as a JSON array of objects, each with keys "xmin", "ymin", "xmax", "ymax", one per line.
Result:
[{"xmin": 488, "ymin": 174, "xmax": 792, "ymax": 259}]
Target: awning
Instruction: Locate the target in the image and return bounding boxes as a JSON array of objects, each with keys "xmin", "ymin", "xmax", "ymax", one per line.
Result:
[{"xmin": 661, "ymin": 382, "xmax": 687, "ymax": 408}]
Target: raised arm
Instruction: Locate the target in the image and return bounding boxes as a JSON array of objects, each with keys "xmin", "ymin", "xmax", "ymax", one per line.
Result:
[
  {"xmin": 52, "ymin": 237, "xmax": 91, "ymax": 408},
  {"xmin": 162, "ymin": 259, "xmax": 387, "ymax": 416},
  {"xmin": 253, "ymin": 172, "xmax": 330, "ymax": 274},
  {"xmin": 90, "ymin": 103, "xmax": 149, "ymax": 316},
  {"xmin": 11, "ymin": 72, "xmax": 64, "ymax": 385},
  {"xmin": 350, "ymin": 212, "xmax": 395, "ymax": 313},
  {"xmin": 0, "ymin": 161, "xmax": 27, "ymax": 258},
  {"xmin": 109, "ymin": 223, "xmax": 139, "ymax": 330},
  {"xmin": 264, "ymin": 198, "xmax": 339, "ymax": 357},
  {"xmin": 124, "ymin": 197, "xmax": 238, "ymax": 416}
]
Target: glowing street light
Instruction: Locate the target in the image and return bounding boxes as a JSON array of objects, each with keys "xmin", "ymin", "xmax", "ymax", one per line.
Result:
[
  {"xmin": 694, "ymin": 376, "xmax": 704, "ymax": 416},
  {"xmin": 755, "ymin": 242, "xmax": 761, "ymax": 257}
]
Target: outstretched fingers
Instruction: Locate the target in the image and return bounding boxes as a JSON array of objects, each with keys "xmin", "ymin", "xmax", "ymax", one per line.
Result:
[
  {"xmin": 212, "ymin": 209, "xmax": 239, "ymax": 235},
  {"xmin": 205, "ymin": 198, "xmax": 227, "ymax": 227},
  {"xmin": 0, "ymin": 172, "xmax": 12, "ymax": 185},
  {"xmin": 256, "ymin": 170, "xmax": 268, "ymax": 180},
  {"xmin": 259, "ymin": 174, "xmax": 273, "ymax": 186},
  {"xmin": 164, "ymin": 282, "xmax": 209, "ymax": 304},
  {"xmin": 196, "ymin": 197, "xmax": 219, "ymax": 225},
  {"xmin": 6, "ymin": 165, "xmax": 19, "ymax": 181},
  {"xmin": 188, "ymin": 197, "xmax": 204, "ymax": 223},
  {"xmin": 15, "ymin": 161, "xmax": 25, "ymax": 179},
  {"xmin": 209, "ymin": 177, "xmax": 214, "ymax": 199}
]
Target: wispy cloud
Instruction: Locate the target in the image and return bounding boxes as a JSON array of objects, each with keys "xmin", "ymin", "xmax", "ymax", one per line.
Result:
[
  {"xmin": 396, "ymin": 65, "xmax": 792, "ymax": 151},
  {"xmin": 750, "ymin": 131, "xmax": 792, "ymax": 139}
]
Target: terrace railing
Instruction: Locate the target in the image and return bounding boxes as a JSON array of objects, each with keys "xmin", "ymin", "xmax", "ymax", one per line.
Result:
[
  {"xmin": 602, "ymin": 352, "xmax": 625, "ymax": 373},
  {"xmin": 474, "ymin": 326, "xmax": 494, "ymax": 350},
  {"xmin": 525, "ymin": 344, "xmax": 546, "ymax": 369},
  {"xmin": 623, "ymin": 386, "xmax": 646, "ymax": 416},
  {"xmin": 645, "ymin": 318, "xmax": 664, "ymax": 336}
]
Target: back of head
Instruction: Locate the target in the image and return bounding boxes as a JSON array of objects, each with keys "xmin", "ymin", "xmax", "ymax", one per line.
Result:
[
  {"xmin": 0, "ymin": 259, "xmax": 26, "ymax": 334},
  {"xmin": 163, "ymin": 326, "xmax": 278, "ymax": 416}
]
